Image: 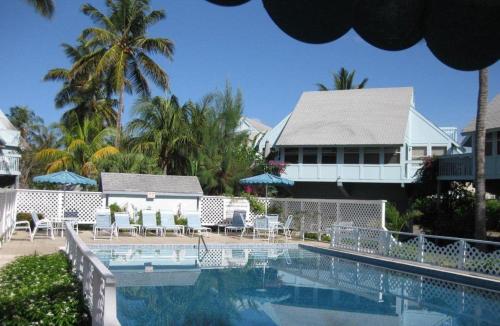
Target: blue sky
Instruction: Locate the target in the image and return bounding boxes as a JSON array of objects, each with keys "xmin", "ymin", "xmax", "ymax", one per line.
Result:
[{"xmin": 0, "ymin": 0, "xmax": 498, "ymax": 130}]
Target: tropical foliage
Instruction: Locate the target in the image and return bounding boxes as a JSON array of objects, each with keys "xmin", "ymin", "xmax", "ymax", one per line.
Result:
[
  {"xmin": 36, "ymin": 115, "xmax": 118, "ymax": 178},
  {"xmin": 317, "ymin": 67, "xmax": 368, "ymax": 91},
  {"xmin": 16, "ymin": 0, "xmax": 267, "ymax": 196},
  {"xmin": 72, "ymin": 0, "xmax": 175, "ymax": 146}
]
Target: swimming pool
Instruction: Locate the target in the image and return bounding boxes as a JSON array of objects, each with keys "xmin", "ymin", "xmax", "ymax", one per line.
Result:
[{"xmin": 92, "ymin": 244, "xmax": 500, "ymax": 326}]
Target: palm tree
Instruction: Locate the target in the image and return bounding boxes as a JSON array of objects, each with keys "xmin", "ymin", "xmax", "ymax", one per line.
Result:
[
  {"xmin": 25, "ymin": 0, "xmax": 54, "ymax": 18},
  {"xmin": 44, "ymin": 39, "xmax": 117, "ymax": 128},
  {"xmin": 317, "ymin": 67, "xmax": 368, "ymax": 91},
  {"xmin": 474, "ymin": 68, "xmax": 488, "ymax": 240},
  {"xmin": 128, "ymin": 96, "xmax": 192, "ymax": 174},
  {"xmin": 36, "ymin": 115, "xmax": 118, "ymax": 178},
  {"xmin": 73, "ymin": 0, "xmax": 175, "ymax": 146}
]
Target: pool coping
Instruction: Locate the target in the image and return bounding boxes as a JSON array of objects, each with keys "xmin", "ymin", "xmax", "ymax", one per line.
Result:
[{"xmin": 300, "ymin": 244, "xmax": 500, "ymax": 292}]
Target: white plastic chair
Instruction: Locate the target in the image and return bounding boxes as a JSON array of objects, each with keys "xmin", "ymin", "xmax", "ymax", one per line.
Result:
[
  {"xmin": 93, "ymin": 209, "xmax": 114, "ymax": 240},
  {"xmin": 160, "ymin": 210, "xmax": 184, "ymax": 236},
  {"xmin": 278, "ymin": 215, "xmax": 293, "ymax": 240},
  {"xmin": 31, "ymin": 212, "xmax": 54, "ymax": 241},
  {"xmin": 115, "ymin": 212, "xmax": 136, "ymax": 237},
  {"xmin": 142, "ymin": 210, "xmax": 163, "ymax": 236},
  {"xmin": 11, "ymin": 217, "xmax": 32, "ymax": 241},
  {"xmin": 186, "ymin": 212, "xmax": 211, "ymax": 236},
  {"xmin": 253, "ymin": 218, "xmax": 276, "ymax": 241}
]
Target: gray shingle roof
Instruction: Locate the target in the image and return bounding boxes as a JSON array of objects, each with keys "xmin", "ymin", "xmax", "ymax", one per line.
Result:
[
  {"xmin": 463, "ymin": 94, "xmax": 500, "ymax": 133},
  {"xmin": 276, "ymin": 87, "xmax": 413, "ymax": 146},
  {"xmin": 101, "ymin": 172, "xmax": 203, "ymax": 195}
]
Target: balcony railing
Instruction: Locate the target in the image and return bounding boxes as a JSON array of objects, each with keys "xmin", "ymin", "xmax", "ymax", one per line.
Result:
[
  {"xmin": 438, "ymin": 154, "xmax": 473, "ymax": 180},
  {"xmin": 0, "ymin": 154, "xmax": 20, "ymax": 175},
  {"xmin": 282, "ymin": 162, "xmax": 421, "ymax": 183}
]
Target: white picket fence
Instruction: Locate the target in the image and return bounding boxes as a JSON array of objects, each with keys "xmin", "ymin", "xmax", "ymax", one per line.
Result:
[{"xmin": 0, "ymin": 189, "xmax": 17, "ymax": 246}]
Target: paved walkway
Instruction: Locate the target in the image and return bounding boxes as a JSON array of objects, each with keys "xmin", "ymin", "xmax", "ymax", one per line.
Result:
[{"xmin": 0, "ymin": 229, "xmax": 329, "ymax": 268}]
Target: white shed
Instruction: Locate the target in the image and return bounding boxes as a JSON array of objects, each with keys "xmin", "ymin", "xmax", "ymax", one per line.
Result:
[{"xmin": 101, "ymin": 172, "xmax": 203, "ymax": 215}]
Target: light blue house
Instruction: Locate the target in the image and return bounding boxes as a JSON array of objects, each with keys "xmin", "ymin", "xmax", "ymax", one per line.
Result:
[
  {"xmin": 0, "ymin": 110, "xmax": 21, "ymax": 187},
  {"xmin": 438, "ymin": 94, "xmax": 500, "ymax": 194},
  {"xmin": 267, "ymin": 87, "xmax": 460, "ymax": 205}
]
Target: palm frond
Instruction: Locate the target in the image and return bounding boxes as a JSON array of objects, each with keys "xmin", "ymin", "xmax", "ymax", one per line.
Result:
[
  {"xmin": 137, "ymin": 52, "xmax": 169, "ymax": 91},
  {"xmin": 25, "ymin": 0, "xmax": 54, "ymax": 19},
  {"xmin": 91, "ymin": 146, "xmax": 119, "ymax": 161}
]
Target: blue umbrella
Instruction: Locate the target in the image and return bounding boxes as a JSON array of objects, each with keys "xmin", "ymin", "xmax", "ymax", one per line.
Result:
[
  {"xmin": 240, "ymin": 173, "xmax": 294, "ymax": 214},
  {"xmin": 33, "ymin": 170, "xmax": 97, "ymax": 186},
  {"xmin": 33, "ymin": 170, "xmax": 97, "ymax": 219}
]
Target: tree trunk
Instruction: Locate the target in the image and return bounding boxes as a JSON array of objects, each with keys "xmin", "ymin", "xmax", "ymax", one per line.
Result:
[
  {"xmin": 474, "ymin": 68, "xmax": 488, "ymax": 240},
  {"xmin": 115, "ymin": 86, "xmax": 125, "ymax": 148}
]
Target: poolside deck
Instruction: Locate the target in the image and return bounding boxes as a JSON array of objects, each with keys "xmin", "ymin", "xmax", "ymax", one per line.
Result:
[{"xmin": 0, "ymin": 229, "xmax": 329, "ymax": 268}]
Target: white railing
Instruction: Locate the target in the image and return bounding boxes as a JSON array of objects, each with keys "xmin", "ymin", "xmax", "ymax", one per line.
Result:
[
  {"xmin": 16, "ymin": 189, "xmax": 103, "ymax": 224},
  {"xmin": 0, "ymin": 189, "xmax": 17, "ymax": 246},
  {"xmin": 0, "ymin": 154, "xmax": 21, "ymax": 175},
  {"xmin": 330, "ymin": 225, "xmax": 500, "ymax": 276},
  {"xmin": 438, "ymin": 153, "xmax": 473, "ymax": 180},
  {"xmin": 65, "ymin": 222, "xmax": 120, "ymax": 326}
]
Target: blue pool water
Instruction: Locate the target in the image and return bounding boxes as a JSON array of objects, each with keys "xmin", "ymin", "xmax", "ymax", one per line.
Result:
[{"xmin": 92, "ymin": 244, "xmax": 500, "ymax": 326}]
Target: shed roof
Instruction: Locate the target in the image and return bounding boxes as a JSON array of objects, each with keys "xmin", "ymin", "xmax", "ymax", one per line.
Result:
[
  {"xmin": 101, "ymin": 172, "xmax": 203, "ymax": 196},
  {"xmin": 463, "ymin": 94, "xmax": 500, "ymax": 133},
  {"xmin": 275, "ymin": 87, "xmax": 413, "ymax": 146}
]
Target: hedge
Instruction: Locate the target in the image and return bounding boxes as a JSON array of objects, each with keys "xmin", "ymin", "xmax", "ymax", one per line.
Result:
[{"xmin": 0, "ymin": 253, "xmax": 90, "ymax": 325}]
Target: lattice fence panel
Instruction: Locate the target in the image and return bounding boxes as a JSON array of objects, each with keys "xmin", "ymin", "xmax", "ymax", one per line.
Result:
[
  {"xmin": 16, "ymin": 190, "xmax": 61, "ymax": 220},
  {"xmin": 338, "ymin": 200, "xmax": 383, "ymax": 228},
  {"xmin": 423, "ymin": 240, "xmax": 461, "ymax": 269},
  {"xmin": 200, "ymin": 196, "xmax": 225, "ymax": 225},
  {"xmin": 64, "ymin": 192, "xmax": 105, "ymax": 224},
  {"xmin": 464, "ymin": 246, "xmax": 500, "ymax": 275},
  {"xmin": 319, "ymin": 202, "xmax": 338, "ymax": 232},
  {"xmin": 16, "ymin": 189, "xmax": 103, "ymax": 224}
]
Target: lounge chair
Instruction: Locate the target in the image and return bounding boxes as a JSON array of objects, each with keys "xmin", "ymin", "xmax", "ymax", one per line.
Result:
[
  {"xmin": 160, "ymin": 210, "xmax": 184, "ymax": 236},
  {"xmin": 142, "ymin": 210, "xmax": 163, "ymax": 236},
  {"xmin": 10, "ymin": 217, "xmax": 32, "ymax": 241},
  {"xmin": 93, "ymin": 209, "xmax": 115, "ymax": 240},
  {"xmin": 277, "ymin": 215, "xmax": 293, "ymax": 240},
  {"xmin": 31, "ymin": 212, "xmax": 54, "ymax": 241},
  {"xmin": 253, "ymin": 217, "xmax": 276, "ymax": 241},
  {"xmin": 186, "ymin": 212, "xmax": 211, "ymax": 236},
  {"xmin": 224, "ymin": 210, "xmax": 248, "ymax": 238},
  {"xmin": 115, "ymin": 212, "xmax": 136, "ymax": 237}
]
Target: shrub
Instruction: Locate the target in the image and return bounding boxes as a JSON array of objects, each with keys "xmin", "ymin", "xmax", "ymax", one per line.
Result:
[
  {"xmin": 175, "ymin": 215, "xmax": 188, "ymax": 226},
  {"xmin": 108, "ymin": 203, "xmax": 124, "ymax": 223},
  {"xmin": 412, "ymin": 183, "xmax": 475, "ymax": 237},
  {"xmin": 0, "ymin": 253, "xmax": 90, "ymax": 325},
  {"xmin": 385, "ymin": 202, "xmax": 414, "ymax": 232},
  {"xmin": 486, "ymin": 200, "xmax": 500, "ymax": 231},
  {"xmin": 243, "ymin": 194, "xmax": 265, "ymax": 215},
  {"xmin": 267, "ymin": 203, "xmax": 283, "ymax": 216}
]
